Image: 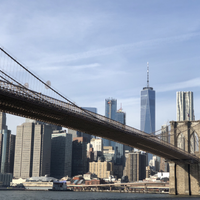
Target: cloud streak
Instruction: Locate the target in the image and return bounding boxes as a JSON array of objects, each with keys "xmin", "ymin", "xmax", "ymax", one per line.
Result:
[
  {"xmin": 37, "ymin": 31, "xmax": 200, "ymax": 66},
  {"xmin": 157, "ymin": 77, "xmax": 200, "ymax": 92}
]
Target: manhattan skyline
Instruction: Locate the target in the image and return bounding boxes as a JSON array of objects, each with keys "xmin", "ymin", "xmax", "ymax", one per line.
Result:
[{"xmin": 1, "ymin": 1, "xmax": 200, "ymax": 135}]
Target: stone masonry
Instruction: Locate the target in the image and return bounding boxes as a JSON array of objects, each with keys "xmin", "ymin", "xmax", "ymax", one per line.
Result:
[{"xmin": 170, "ymin": 121, "xmax": 200, "ymax": 195}]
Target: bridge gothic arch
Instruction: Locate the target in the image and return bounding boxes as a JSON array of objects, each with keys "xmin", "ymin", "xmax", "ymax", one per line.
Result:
[
  {"xmin": 190, "ymin": 132, "xmax": 199, "ymax": 154},
  {"xmin": 177, "ymin": 132, "xmax": 185, "ymax": 151}
]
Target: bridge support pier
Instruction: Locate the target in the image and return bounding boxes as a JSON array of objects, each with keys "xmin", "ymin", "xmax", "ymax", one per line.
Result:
[
  {"xmin": 169, "ymin": 162, "xmax": 200, "ymax": 195},
  {"xmin": 169, "ymin": 121, "xmax": 200, "ymax": 195}
]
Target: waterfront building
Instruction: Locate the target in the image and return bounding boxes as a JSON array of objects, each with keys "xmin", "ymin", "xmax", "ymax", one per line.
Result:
[
  {"xmin": 13, "ymin": 120, "xmax": 53, "ymax": 178},
  {"xmin": 123, "ymin": 151, "xmax": 146, "ymax": 182},
  {"xmin": 72, "ymin": 137, "xmax": 87, "ymax": 176},
  {"xmin": 176, "ymin": 91, "xmax": 194, "ymax": 121},
  {"xmin": 140, "ymin": 63, "xmax": 155, "ymax": 164},
  {"xmin": 0, "ymin": 173, "xmax": 12, "ymax": 186},
  {"xmin": 51, "ymin": 130, "xmax": 72, "ymax": 179}
]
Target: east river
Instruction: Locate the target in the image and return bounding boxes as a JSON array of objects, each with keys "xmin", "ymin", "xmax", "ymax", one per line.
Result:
[{"xmin": 0, "ymin": 191, "xmax": 200, "ymax": 200}]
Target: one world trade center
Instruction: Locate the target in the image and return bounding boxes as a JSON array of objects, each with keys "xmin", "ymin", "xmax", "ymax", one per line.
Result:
[{"xmin": 140, "ymin": 62, "xmax": 155, "ymax": 165}]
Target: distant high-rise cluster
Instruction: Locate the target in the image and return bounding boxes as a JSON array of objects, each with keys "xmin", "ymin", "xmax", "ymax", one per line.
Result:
[
  {"xmin": 103, "ymin": 98, "xmax": 131, "ymax": 166},
  {"xmin": 176, "ymin": 91, "xmax": 194, "ymax": 121}
]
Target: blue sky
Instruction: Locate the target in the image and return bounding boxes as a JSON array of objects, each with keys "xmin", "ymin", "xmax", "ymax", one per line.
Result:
[{"xmin": 1, "ymin": 0, "xmax": 200, "ymax": 134}]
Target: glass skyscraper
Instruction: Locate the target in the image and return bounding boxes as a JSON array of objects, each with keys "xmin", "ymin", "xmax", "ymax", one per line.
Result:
[
  {"xmin": 104, "ymin": 99, "xmax": 117, "ymax": 147},
  {"xmin": 140, "ymin": 63, "xmax": 155, "ymax": 165},
  {"xmin": 140, "ymin": 87, "xmax": 155, "ymax": 134},
  {"xmin": 103, "ymin": 98, "xmax": 128, "ymax": 165}
]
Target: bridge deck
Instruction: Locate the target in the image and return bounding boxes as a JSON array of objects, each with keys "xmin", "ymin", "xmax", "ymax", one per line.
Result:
[{"xmin": 0, "ymin": 81, "xmax": 199, "ymax": 164}]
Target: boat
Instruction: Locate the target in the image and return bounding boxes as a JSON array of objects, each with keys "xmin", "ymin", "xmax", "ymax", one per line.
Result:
[{"xmin": 49, "ymin": 181, "xmax": 73, "ymax": 191}]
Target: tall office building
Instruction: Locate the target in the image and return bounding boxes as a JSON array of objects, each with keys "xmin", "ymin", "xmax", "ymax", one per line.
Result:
[
  {"xmin": 176, "ymin": 91, "xmax": 194, "ymax": 121},
  {"xmin": 0, "ymin": 112, "xmax": 7, "ymax": 130},
  {"xmin": 123, "ymin": 151, "xmax": 146, "ymax": 182},
  {"xmin": 72, "ymin": 137, "xmax": 87, "ymax": 176},
  {"xmin": 8, "ymin": 134, "xmax": 15, "ymax": 173},
  {"xmin": 140, "ymin": 63, "xmax": 155, "ymax": 164},
  {"xmin": 115, "ymin": 109, "xmax": 126, "ymax": 165},
  {"xmin": 51, "ymin": 130, "xmax": 72, "ymax": 179},
  {"xmin": 1, "ymin": 129, "xmax": 11, "ymax": 173},
  {"xmin": 0, "ymin": 112, "xmax": 15, "ymax": 174},
  {"xmin": 103, "ymin": 99, "xmax": 117, "ymax": 147},
  {"xmin": 13, "ymin": 120, "xmax": 53, "ymax": 178}
]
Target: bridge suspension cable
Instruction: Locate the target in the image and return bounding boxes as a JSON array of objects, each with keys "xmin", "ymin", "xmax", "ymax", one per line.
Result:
[{"xmin": 0, "ymin": 47, "xmax": 102, "ymax": 122}]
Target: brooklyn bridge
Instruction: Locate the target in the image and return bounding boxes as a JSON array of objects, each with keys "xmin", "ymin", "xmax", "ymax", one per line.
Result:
[{"xmin": 0, "ymin": 47, "xmax": 200, "ymax": 195}]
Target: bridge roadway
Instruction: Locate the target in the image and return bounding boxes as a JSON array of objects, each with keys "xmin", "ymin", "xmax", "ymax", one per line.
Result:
[{"xmin": 0, "ymin": 81, "xmax": 199, "ymax": 164}]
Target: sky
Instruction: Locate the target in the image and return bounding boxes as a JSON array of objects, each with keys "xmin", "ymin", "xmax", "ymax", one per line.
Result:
[{"xmin": 1, "ymin": 0, "xmax": 200, "ymax": 135}]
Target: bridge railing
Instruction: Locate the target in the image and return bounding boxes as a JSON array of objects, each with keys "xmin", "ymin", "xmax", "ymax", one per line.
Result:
[{"xmin": 0, "ymin": 81, "xmax": 199, "ymax": 162}]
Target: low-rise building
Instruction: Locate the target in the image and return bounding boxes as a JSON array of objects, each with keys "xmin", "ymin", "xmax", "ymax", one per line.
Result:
[
  {"xmin": 83, "ymin": 172, "xmax": 97, "ymax": 180},
  {"xmin": 85, "ymin": 178, "xmax": 105, "ymax": 185}
]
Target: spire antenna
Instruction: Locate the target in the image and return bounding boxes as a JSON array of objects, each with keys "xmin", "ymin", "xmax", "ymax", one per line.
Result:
[{"xmin": 147, "ymin": 62, "xmax": 149, "ymax": 87}]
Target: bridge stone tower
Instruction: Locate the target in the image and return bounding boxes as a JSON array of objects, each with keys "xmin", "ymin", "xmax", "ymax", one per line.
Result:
[{"xmin": 170, "ymin": 121, "xmax": 200, "ymax": 195}]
